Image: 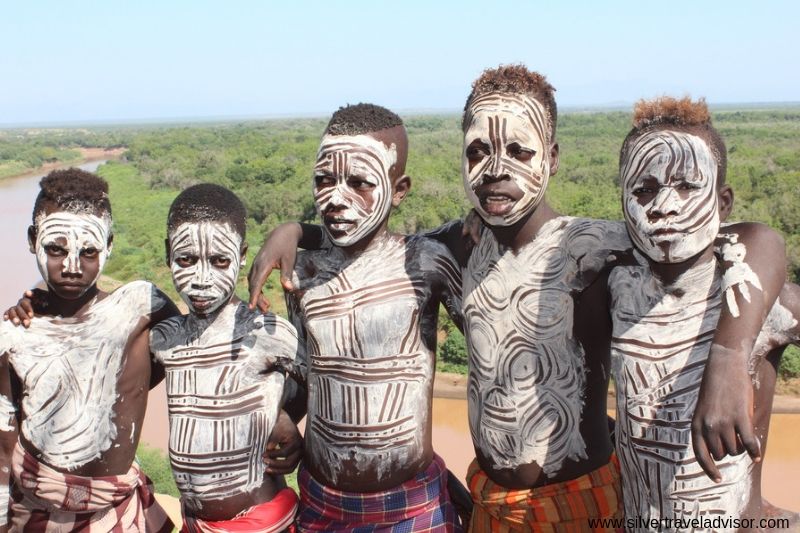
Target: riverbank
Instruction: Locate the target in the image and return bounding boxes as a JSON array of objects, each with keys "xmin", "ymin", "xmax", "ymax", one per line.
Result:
[{"xmin": 0, "ymin": 146, "xmax": 125, "ymax": 181}]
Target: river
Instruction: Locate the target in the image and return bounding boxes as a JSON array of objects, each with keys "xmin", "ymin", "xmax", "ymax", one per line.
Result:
[{"xmin": 1, "ymin": 163, "xmax": 797, "ymax": 513}]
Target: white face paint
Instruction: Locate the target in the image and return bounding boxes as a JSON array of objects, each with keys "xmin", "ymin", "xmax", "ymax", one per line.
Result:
[
  {"xmin": 169, "ymin": 221, "xmax": 243, "ymax": 316},
  {"xmin": 462, "ymin": 93, "xmax": 551, "ymax": 226},
  {"xmin": 33, "ymin": 211, "xmax": 112, "ymax": 291},
  {"xmin": 621, "ymin": 130, "xmax": 720, "ymax": 263},
  {"xmin": 313, "ymin": 133, "xmax": 397, "ymax": 247}
]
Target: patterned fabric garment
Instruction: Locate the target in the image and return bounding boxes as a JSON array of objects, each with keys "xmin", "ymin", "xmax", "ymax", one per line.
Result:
[
  {"xmin": 467, "ymin": 455, "xmax": 622, "ymax": 533},
  {"xmin": 296, "ymin": 454, "xmax": 463, "ymax": 532},
  {"xmin": 9, "ymin": 442, "xmax": 173, "ymax": 533},
  {"xmin": 181, "ymin": 488, "xmax": 298, "ymax": 533}
]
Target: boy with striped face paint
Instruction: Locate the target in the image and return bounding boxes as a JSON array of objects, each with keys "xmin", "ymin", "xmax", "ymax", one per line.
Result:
[
  {"xmin": 150, "ymin": 184, "xmax": 303, "ymax": 532},
  {"xmin": 0, "ymin": 168, "xmax": 177, "ymax": 532},
  {"xmin": 611, "ymin": 97, "xmax": 800, "ymax": 531},
  {"xmin": 283, "ymin": 104, "xmax": 464, "ymax": 531}
]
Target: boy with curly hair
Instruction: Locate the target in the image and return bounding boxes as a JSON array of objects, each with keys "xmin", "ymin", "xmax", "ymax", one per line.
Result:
[
  {"xmin": 0, "ymin": 168, "xmax": 177, "ymax": 532},
  {"xmin": 611, "ymin": 97, "xmax": 800, "ymax": 531}
]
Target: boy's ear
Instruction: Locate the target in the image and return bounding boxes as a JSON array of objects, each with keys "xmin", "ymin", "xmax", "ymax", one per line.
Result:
[
  {"xmin": 164, "ymin": 238, "xmax": 171, "ymax": 267},
  {"xmin": 391, "ymin": 175, "xmax": 412, "ymax": 207},
  {"xmin": 717, "ymin": 184, "xmax": 734, "ymax": 222},
  {"xmin": 27, "ymin": 225, "xmax": 36, "ymax": 254},
  {"xmin": 240, "ymin": 242, "xmax": 248, "ymax": 267},
  {"xmin": 107, "ymin": 233, "xmax": 114, "ymax": 254},
  {"xmin": 549, "ymin": 142, "xmax": 560, "ymax": 176}
]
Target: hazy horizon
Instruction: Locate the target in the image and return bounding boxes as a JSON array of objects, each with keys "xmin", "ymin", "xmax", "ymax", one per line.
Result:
[{"xmin": 2, "ymin": 1, "xmax": 798, "ymax": 126}]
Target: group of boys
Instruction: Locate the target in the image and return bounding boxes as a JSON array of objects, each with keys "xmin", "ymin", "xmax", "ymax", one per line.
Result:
[{"xmin": 0, "ymin": 63, "xmax": 797, "ymax": 533}]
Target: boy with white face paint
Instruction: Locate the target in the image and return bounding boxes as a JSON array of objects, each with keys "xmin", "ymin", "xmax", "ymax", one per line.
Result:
[
  {"xmin": 0, "ymin": 168, "xmax": 176, "ymax": 532},
  {"xmin": 149, "ymin": 183, "xmax": 303, "ymax": 531},
  {"xmin": 279, "ymin": 104, "xmax": 464, "ymax": 531},
  {"xmin": 248, "ymin": 67, "xmax": 788, "ymax": 532},
  {"xmin": 611, "ymin": 97, "xmax": 800, "ymax": 531}
]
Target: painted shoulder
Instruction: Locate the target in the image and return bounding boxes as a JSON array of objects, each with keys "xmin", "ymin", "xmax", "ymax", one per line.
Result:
[
  {"xmin": 109, "ymin": 280, "xmax": 171, "ymax": 317},
  {"xmin": 0, "ymin": 320, "xmax": 23, "ymax": 356},
  {"xmin": 250, "ymin": 311, "xmax": 300, "ymax": 362},
  {"xmin": 405, "ymin": 233, "xmax": 461, "ymax": 274},
  {"xmin": 149, "ymin": 313, "xmax": 189, "ymax": 354}
]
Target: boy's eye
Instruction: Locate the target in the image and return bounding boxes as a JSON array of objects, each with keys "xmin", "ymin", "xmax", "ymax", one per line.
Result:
[
  {"xmin": 466, "ymin": 144, "xmax": 489, "ymax": 160},
  {"xmin": 44, "ymin": 244, "xmax": 67, "ymax": 257},
  {"xmin": 81, "ymin": 247, "xmax": 99, "ymax": 259},
  {"xmin": 315, "ymin": 175, "xmax": 336, "ymax": 188},
  {"xmin": 507, "ymin": 143, "xmax": 535, "ymax": 161},
  {"xmin": 676, "ymin": 182, "xmax": 700, "ymax": 191},
  {"xmin": 632, "ymin": 187, "xmax": 654, "ymax": 196},
  {"xmin": 175, "ymin": 255, "xmax": 198, "ymax": 267},
  {"xmin": 347, "ymin": 177, "xmax": 375, "ymax": 191},
  {"xmin": 210, "ymin": 256, "xmax": 232, "ymax": 269}
]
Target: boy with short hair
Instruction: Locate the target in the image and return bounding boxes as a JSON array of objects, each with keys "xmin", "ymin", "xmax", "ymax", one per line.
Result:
[
  {"xmin": 149, "ymin": 183, "xmax": 302, "ymax": 532},
  {"xmin": 611, "ymin": 97, "xmax": 800, "ymax": 531},
  {"xmin": 285, "ymin": 103, "xmax": 464, "ymax": 531},
  {"xmin": 0, "ymin": 168, "xmax": 176, "ymax": 532}
]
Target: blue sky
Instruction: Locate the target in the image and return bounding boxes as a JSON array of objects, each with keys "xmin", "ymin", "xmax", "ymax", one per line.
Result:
[{"xmin": 1, "ymin": 0, "xmax": 798, "ymax": 125}]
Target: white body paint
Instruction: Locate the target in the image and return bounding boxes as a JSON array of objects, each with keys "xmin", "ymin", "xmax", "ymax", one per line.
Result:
[
  {"xmin": 462, "ymin": 93, "xmax": 551, "ymax": 226},
  {"xmin": 609, "ymin": 257, "xmax": 794, "ymax": 531},
  {"xmin": 169, "ymin": 221, "xmax": 243, "ymax": 316},
  {"xmin": 313, "ymin": 134, "xmax": 397, "ymax": 247},
  {"xmin": 621, "ymin": 131, "xmax": 720, "ymax": 264},
  {"xmin": 34, "ymin": 211, "xmax": 112, "ymax": 288},
  {"xmin": 463, "ymin": 217, "xmax": 630, "ymax": 474},
  {"xmin": 290, "ymin": 234, "xmax": 462, "ymax": 486},
  {"xmin": 0, "ymin": 281, "xmax": 166, "ymax": 471},
  {"xmin": 150, "ymin": 301, "xmax": 299, "ymax": 510},
  {"xmin": 718, "ymin": 232, "xmax": 763, "ymax": 318},
  {"xmin": 0, "ymin": 394, "xmax": 15, "ymax": 432}
]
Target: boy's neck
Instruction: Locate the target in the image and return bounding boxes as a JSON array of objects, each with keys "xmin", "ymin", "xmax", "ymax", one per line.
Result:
[
  {"xmin": 648, "ymin": 246, "xmax": 717, "ymax": 291},
  {"xmin": 189, "ymin": 296, "xmax": 242, "ymax": 325},
  {"xmin": 45, "ymin": 284, "xmax": 102, "ymax": 318},
  {"xmin": 489, "ymin": 201, "xmax": 560, "ymax": 253},
  {"xmin": 337, "ymin": 225, "xmax": 392, "ymax": 259}
]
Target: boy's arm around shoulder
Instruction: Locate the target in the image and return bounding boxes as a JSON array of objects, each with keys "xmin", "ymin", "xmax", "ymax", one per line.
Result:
[
  {"xmin": 145, "ymin": 284, "xmax": 181, "ymax": 390},
  {"xmin": 418, "ymin": 236, "xmax": 464, "ymax": 333},
  {"xmin": 0, "ymin": 349, "xmax": 19, "ymax": 532},
  {"xmin": 247, "ymin": 222, "xmax": 326, "ymax": 311},
  {"xmin": 692, "ymin": 222, "xmax": 786, "ymax": 481}
]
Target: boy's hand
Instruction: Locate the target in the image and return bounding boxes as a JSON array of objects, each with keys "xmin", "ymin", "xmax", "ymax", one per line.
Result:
[
  {"xmin": 263, "ymin": 409, "xmax": 303, "ymax": 475},
  {"xmin": 247, "ymin": 223, "xmax": 302, "ymax": 311},
  {"xmin": 691, "ymin": 348, "xmax": 761, "ymax": 483},
  {"xmin": 3, "ymin": 289, "xmax": 47, "ymax": 328}
]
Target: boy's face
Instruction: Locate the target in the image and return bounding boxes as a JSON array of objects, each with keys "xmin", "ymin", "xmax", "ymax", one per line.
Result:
[
  {"xmin": 463, "ymin": 92, "xmax": 552, "ymax": 226},
  {"xmin": 313, "ymin": 131, "xmax": 398, "ymax": 246},
  {"xmin": 168, "ymin": 221, "xmax": 244, "ymax": 316},
  {"xmin": 29, "ymin": 207, "xmax": 112, "ymax": 299},
  {"xmin": 621, "ymin": 130, "xmax": 720, "ymax": 263}
]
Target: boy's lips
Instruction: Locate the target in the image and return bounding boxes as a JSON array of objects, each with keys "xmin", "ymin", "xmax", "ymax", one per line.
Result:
[
  {"xmin": 478, "ymin": 193, "xmax": 517, "ymax": 216},
  {"xmin": 324, "ymin": 216, "xmax": 356, "ymax": 231}
]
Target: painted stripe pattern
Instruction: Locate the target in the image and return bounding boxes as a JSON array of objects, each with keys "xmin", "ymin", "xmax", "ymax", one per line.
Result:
[
  {"xmin": 463, "ymin": 217, "xmax": 631, "ymax": 475},
  {"xmin": 34, "ymin": 211, "xmax": 112, "ymax": 286},
  {"xmin": 289, "ymin": 234, "xmax": 462, "ymax": 486},
  {"xmin": 150, "ymin": 302, "xmax": 299, "ymax": 511},
  {"xmin": 0, "ymin": 281, "xmax": 166, "ymax": 471},
  {"xmin": 621, "ymin": 130, "xmax": 720, "ymax": 263},
  {"xmin": 609, "ymin": 258, "xmax": 797, "ymax": 531},
  {"xmin": 313, "ymin": 134, "xmax": 397, "ymax": 247},
  {"xmin": 462, "ymin": 92, "xmax": 551, "ymax": 226}
]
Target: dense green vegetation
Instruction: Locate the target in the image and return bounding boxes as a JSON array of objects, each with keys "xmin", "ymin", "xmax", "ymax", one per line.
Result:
[{"xmin": 8, "ymin": 107, "xmax": 800, "ymax": 377}]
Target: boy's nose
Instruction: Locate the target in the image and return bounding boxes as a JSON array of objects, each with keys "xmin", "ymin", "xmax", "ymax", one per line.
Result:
[
  {"xmin": 62, "ymin": 253, "xmax": 82, "ymax": 275},
  {"xmin": 648, "ymin": 187, "xmax": 680, "ymax": 218}
]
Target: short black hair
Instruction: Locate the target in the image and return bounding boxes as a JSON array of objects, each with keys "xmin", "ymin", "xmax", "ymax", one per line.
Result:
[
  {"xmin": 463, "ymin": 64, "xmax": 558, "ymax": 141},
  {"xmin": 620, "ymin": 96, "xmax": 727, "ymax": 184},
  {"xmin": 167, "ymin": 183, "xmax": 247, "ymax": 240},
  {"xmin": 325, "ymin": 103, "xmax": 404, "ymax": 136},
  {"xmin": 32, "ymin": 168, "xmax": 112, "ymax": 224}
]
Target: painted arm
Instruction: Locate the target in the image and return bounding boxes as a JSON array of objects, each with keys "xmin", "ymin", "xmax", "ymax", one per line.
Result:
[
  {"xmin": 0, "ymin": 353, "xmax": 19, "ymax": 532},
  {"xmin": 147, "ymin": 288, "xmax": 180, "ymax": 390},
  {"xmin": 692, "ymin": 223, "xmax": 787, "ymax": 481},
  {"xmin": 247, "ymin": 222, "xmax": 325, "ymax": 310}
]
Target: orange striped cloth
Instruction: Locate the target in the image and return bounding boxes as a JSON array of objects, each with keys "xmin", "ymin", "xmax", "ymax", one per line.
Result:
[{"xmin": 467, "ymin": 455, "xmax": 622, "ymax": 532}]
